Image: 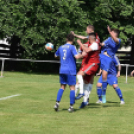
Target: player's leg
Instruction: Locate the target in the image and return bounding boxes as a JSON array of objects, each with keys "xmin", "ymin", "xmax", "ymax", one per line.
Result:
[
  {"xmin": 54, "ymin": 84, "xmax": 66, "ymax": 111},
  {"xmin": 84, "ymin": 75, "xmax": 94, "ymax": 105},
  {"xmin": 75, "ymin": 82, "xmax": 79, "ymax": 96},
  {"xmin": 68, "ymin": 75, "xmax": 77, "ymax": 112},
  {"xmin": 54, "ymin": 74, "xmax": 67, "ymax": 111},
  {"xmin": 101, "ymin": 70, "xmax": 108, "ymax": 103},
  {"xmin": 100, "ymin": 54, "xmax": 112, "ymax": 103},
  {"xmin": 113, "ymin": 84, "xmax": 125, "ymax": 104},
  {"xmin": 75, "ymin": 70, "xmax": 85, "ymax": 99},
  {"xmin": 96, "ymin": 82, "xmax": 102, "ymax": 103},
  {"xmin": 79, "ymin": 82, "xmax": 90, "ymax": 108}
]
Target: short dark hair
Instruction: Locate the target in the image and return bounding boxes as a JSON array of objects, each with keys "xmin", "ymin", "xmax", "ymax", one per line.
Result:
[
  {"xmin": 87, "ymin": 25, "xmax": 95, "ymax": 31},
  {"xmin": 111, "ymin": 28, "xmax": 120, "ymax": 36},
  {"xmin": 89, "ymin": 32, "xmax": 96, "ymax": 39},
  {"xmin": 66, "ymin": 33, "xmax": 74, "ymax": 42}
]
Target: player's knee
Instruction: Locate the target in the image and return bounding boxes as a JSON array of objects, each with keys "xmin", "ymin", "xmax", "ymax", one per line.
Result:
[
  {"xmin": 77, "ymin": 71, "xmax": 84, "ymax": 76},
  {"xmin": 97, "ymin": 83, "xmax": 102, "ymax": 87},
  {"xmin": 113, "ymin": 84, "xmax": 118, "ymax": 89},
  {"xmin": 61, "ymin": 84, "xmax": 66, "ymax": 90},
  {"xmin": 69, "ymin": 85, "xmax": 75, "ymax": 90}
]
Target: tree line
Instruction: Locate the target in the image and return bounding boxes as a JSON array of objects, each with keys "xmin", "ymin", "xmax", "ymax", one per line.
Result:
[{"xmin": 0, "ymin": 0, "xmax": 134, "ymax": 71}]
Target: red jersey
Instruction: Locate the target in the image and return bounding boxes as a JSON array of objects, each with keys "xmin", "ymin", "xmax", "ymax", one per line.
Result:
[
  {"xmin": 84, "ymin": 43, "xmax": 100, "ymax": 64},
  {"xmin": 81, "ymin": 33, "xmax": 100, "ymax": 65},
  {"xmin": 81, "ymin": 41, "xmax": 89, "ymax": 66}
]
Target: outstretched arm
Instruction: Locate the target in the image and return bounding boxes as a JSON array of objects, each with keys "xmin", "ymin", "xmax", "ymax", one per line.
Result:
[
  {"xmin": 71, "ymin": 31, "xmax": 88, "ymax": 40},
  {"xmin": 107, "ymin": 26, "xmax": 120, "ymax": 44}
]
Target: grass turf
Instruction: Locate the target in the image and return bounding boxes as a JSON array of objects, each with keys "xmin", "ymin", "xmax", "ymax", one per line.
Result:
[{"xmin": 0, "ymin": 72, "xmax": 134, "ymax": 134}]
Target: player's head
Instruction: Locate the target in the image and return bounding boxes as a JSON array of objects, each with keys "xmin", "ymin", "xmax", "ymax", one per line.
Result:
[
  {"xmin": 86, "ymin": 25, "xmax": 95, "ymax": 34},
  {"xmin": 88, "ymin": 32, "xmax": 96, "ymax": 42},
  {"xmin": 66, "ymin": 33, "xmax": 74, "ymax": 43},
  {"xmin": 111, "ymin": 29, "xmax": 120, "ymax": 37}
]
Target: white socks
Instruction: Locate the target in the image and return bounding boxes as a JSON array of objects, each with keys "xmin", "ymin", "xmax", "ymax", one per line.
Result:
[
  {"xmin": 77, "ymin": 75, "xmax": 84, "ymax": 94},
  {"xmin": 83, "ymin": 83, "xmax": 93, "ymax": 102},
  {"xmin": 75, "ymin": 83, "xmax": 79, "ymax": 96}
]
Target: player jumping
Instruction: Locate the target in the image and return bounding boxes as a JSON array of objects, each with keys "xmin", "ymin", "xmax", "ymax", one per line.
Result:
[
  {"xmin": 100, "ymin": 26, "xmax": 121, "ymax": 103},
  {"xmin": 73, "ymin": 25, "xmax": 100, "ymax": 100},
  {"xmin": 96, "ymin": 56, "xmax": 125, "ymax": 104},
  {"xmin": 54, "ymin": 33, "xmax": 83, "ymax": 112},
  {"xmin": 76, "ymin": 33, "xmax": 100, "ymax": 108}
]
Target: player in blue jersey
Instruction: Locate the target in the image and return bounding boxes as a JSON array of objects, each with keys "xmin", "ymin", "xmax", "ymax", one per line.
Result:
[
  {"xmin": 100, "ymin": 26, "xmax": 121, "ymax": 103},
  {"xmin": 96, "ymin": 55, "xmax": 125, "ymax": 104},
  {"xmin": 54, "ymin": 33, "xmax": 84, "ymax": 112}
]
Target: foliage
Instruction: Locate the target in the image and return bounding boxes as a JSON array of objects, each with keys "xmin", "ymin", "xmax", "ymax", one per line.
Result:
[{"xmin": 0, "ymin": 0, "xmax": 88, "ymax": 59}]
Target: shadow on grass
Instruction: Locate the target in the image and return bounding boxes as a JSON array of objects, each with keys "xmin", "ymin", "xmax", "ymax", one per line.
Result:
[{"xmin": 106, "ymin": 101, "xmax": 119, "ymax": 104}]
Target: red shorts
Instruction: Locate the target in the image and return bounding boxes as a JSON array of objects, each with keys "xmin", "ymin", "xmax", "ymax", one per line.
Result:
[
  {"xmin": 80, "ymin": 63, "xmax": 99, "ymax": 76},
  {"xmin": 83, "ymin": 75, "xmax": 94, "ymax": 84}
]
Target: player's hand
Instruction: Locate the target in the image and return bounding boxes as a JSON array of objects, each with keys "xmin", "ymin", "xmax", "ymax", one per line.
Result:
[
  {"xmin": 116, "ymin": 72, "xmax": 120, "ymax": 77},
  {"xmin": 82, "ymin": 51, "xmax": 87, "ymax": 57},
  {"xmin": 77, "ymin": 39, "xmax": 82, "ymax": 45},
  {"xmin": 107, "ymin": 25, "xmax": 111, "ymax": 32},
  {"xmin": 96, "ymin": 73, "xmax": 101, "ymax": 76},
  {"xmin": 100, "ymin": 43, "xmax": 105, "ymax": 46},
  {"xmin": 70, "ymin": 31, "xmax": 75, "ymax": 35}
]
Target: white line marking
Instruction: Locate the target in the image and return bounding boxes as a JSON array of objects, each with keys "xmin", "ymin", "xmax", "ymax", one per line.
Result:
[{"xmin": 0, "ymin": 94, "xmax": 21, "ymax": 101}]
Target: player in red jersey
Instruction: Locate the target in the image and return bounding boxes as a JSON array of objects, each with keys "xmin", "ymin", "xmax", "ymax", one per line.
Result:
[{"xmin": 75, "ymin": 33, "xmax": 100, "ymax": 108}]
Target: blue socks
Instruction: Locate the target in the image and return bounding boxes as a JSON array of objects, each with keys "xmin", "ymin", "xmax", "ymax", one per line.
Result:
[
  {"xmin": 56, "ymin": 89, "xmax": 64, "ymax": 102},
  {"xmin": 97, "ymin": 87, "xmax": 102, "ymax": 101},
  {"xmin": 70, "ymin": 90, "xmax": 75, "ymax": 105},
  {"xmin": 56, "ymin": 89, "xmax": 75, "ymax": 106},
  {"xmin": 102, "ymin": 81, "xmax": 107, "ymax": 95},
  {"xmin": 115, "ymin": 87, "xmax": 124, "ymax": 101}
]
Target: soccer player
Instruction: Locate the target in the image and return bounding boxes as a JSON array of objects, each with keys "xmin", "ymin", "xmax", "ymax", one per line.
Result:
[
  {"xmin": 76, "ymin": 33, "xmax": 100, "ymax": 108},
  {"xmin": 54, "ymin": 33, "xmax": 83, "ymax": 112},
  {"xmin": 74, "ymin": 25, "xmax": 100, "ymax": 99},
  {"xmin": 96, "ymin": 56, "xmax": 125, "ymax": 104},
  {"xmin": 100, "ymin": 26, "xmax": 121, "ymax": 103}
]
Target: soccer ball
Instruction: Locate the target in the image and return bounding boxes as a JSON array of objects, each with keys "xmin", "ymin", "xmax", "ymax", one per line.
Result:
[{"xmin": 45, "ymin": 43, "xmax": 54, "ymax": 51}]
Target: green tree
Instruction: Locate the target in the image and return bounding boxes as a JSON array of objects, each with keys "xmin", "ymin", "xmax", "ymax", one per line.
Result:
[
  {"xmin": 81, "ymin": 0, "xmax": 134, "ymax": 63},
  {"xmin": 0, "ymin": 0, "xmax": 88, "ymax": 60}
]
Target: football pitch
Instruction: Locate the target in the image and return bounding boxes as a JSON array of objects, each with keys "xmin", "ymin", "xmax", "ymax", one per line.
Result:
[{"xmin": 0, "ymin": 72, "xmax": 133, "ymax": 134}]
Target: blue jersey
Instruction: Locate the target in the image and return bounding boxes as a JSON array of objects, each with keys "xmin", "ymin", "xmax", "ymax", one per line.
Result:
[
  {"xmin": 108, "ymin": 56, "xmax": 120, "ymax": 76},
  {"xmin": 55, "ymin": 43, "xmax": 78, "ymax": 75},
  {"xmin": 101, "ymin": 37, "xmax": 121, "ymax": 57}
]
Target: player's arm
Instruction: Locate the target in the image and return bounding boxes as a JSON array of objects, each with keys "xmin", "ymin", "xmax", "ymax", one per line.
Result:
[
  {"xmin": 71, "ymin": 31, "xmax": 88, "ymax": 40},
  {"xmin": 114, "ymin": 56, "xmax": 121, "ymax": 77},
  {"xmin": 131, "ymin": 70, "xmax": 134, "ymax": 76},
  {"xmin": 116, "ymin": 64, "xmax": 121, "ymax": 77},
  {"xmin": 100, "ymin": 43, "xmax": 105, "ymax": 47},
  {"xmin": 71, "ymin": 45, "xmax": 83, "ymax": 59},
  {"xmin": 75, "ymin": 54, "xmax": 83, "ymax": 59},
  {"xmin": 107, "ymin": 26, "xmax": 120, "ymax": 44},
  {"xmin": 54, "ymin": 48, "xmax": 60, "ymax": 59},
  {"xmin": 96, "ymin": 69, "xmax": 102, "ymax": 76},
  {"xmin": 77, "ymin": 39, "xmax": 98, "ymax": 53}
]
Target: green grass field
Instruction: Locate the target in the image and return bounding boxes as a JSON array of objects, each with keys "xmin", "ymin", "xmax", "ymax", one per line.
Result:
[{"xmin": 0, "ymin": 72, "xmax": 134, "ymax": 134}]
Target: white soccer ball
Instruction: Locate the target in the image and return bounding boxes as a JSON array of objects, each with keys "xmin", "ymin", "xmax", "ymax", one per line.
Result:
[{"xmin": 45, "ymin": 43, "xmax": 54, "ymax": 51}]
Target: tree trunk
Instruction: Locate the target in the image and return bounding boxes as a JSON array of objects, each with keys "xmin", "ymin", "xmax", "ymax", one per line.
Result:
[
  {"xmin": 130, "ymin": 36, "xmax": 134, "ymax": 65},
  {"xmin": 9, "ymin": 36, "xmax": 20, "ymax": 71}
]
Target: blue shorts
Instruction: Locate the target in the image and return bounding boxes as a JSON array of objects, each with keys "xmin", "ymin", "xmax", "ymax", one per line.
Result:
[
  {"xmin": 59, "ymin": 74, "xmax": 76, "ymax": 86},
  {"xmin": 100, "ymin": 54, "xmax": 112, "ymax": 72},
  {"xmin": 98, "ymin": 75, "xmax": 118, "ymax": 86}
]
